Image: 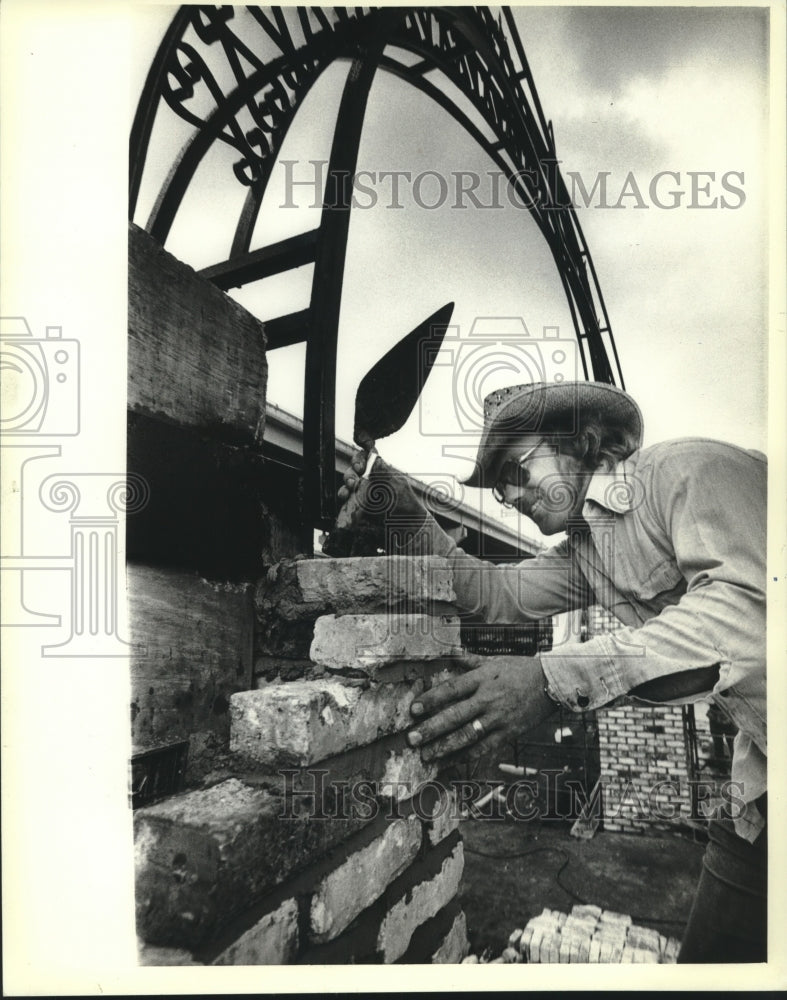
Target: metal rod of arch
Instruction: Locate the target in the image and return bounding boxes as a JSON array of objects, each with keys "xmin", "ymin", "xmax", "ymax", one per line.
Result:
[{"xmin": 129, "ymin": 5, "xmax": 627, "ymax": 525}]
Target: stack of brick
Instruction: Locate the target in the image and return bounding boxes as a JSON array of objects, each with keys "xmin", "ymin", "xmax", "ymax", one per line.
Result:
[
  {"xmin": 586, "ymin": 605, "xmax": 692, "ymax": 834},
  {"xmin": 134, "ymin": 555, "xmax": 471, "ymax": 965},
  {"xmin": 597, "ymin": 703, "xmax": 691, "ymax": 833},
  {"xmin": 488, "ymin": 906, "xmax": 680, "ymax": 964}
]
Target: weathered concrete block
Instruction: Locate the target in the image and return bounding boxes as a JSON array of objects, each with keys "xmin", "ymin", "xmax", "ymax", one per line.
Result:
[
  {"xmin": 311, "ymin": 614, "xmax": 462, "ymax": 675},
  {"xmin": 128, "ymin": 563, "xmax": 254, "ymax": 758},
  {"xmin": 255, "ymin": 556, "xmax": 456, "ymax": 660},
  {"xmin": 137, "ymin": 941, "xmax": 201, "ymax": 966},
  {"xmin": 423, "ymin": 786, "xmax": 460, "ymax": 846},
  {"xmin": 379, "ymin": 745, "xmax": 439, "ymax": 800},
  {"xmin": 259, "ymin": 556, "xmax": 455, "ymax": 617},
  {"xmin": 135, "ymin": 778, "xmax": 368, "ymax": 948},
  {"xmin": 376, "ymin": 842, "xmax": 464, "ymax": 962},
  {"xmin": 230, "ymin": 678, "xmax": 423, "ymax": 767},
  {"xmin": 128, "ymin": 223, "xmax": 267, "ymax": 437},
  {"xmin": 430, "ymin": 910, "xmax": 470, "ymax": 964},
  {"xmin": 211, "ymin": 898, "xmax": 298, "ymax": 965},
  {"xmin": 309, "ymin": 816, "xmax": 422, "ymax": 943}
]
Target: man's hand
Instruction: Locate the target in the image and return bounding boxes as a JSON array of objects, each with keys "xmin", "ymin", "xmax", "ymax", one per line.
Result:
[
  {"xmin": 407, "ymin": 654, "xmax": 559, "ymax": 762},
  {"xmin": 338, "ymin": 448, "xmax": 427, "ymax": 523}
]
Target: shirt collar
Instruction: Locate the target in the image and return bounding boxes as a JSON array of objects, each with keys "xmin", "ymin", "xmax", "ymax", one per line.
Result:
[{"xmin": 583, "ymin": 454, "xmax": 639, "ymax": 515}]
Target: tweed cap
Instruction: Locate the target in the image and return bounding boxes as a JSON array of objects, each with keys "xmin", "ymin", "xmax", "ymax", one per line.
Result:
[{"xmin": 461, "ymin": 381, "xmax": 643, "ymax": 487}]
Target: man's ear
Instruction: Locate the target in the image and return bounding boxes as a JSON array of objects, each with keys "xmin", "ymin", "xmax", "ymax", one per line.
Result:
[{"xmin": 573, "ymin": 429, "xmax": 591, "ymax": 463}]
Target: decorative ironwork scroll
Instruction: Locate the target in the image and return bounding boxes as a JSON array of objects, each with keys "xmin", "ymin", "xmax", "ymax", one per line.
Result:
[{"xmin": 130, "ymin": 6, "xmax": 626, "ymax": 526}]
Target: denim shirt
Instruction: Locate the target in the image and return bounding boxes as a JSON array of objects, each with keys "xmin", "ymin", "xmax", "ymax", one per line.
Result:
[{"xmin": 422, "ymin": 439, "xmax": 767, "ymax": 842}]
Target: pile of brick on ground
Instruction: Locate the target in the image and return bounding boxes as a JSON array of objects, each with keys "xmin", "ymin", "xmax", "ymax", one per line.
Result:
[{"xmin": 462, "ymin": 905, "xmax": 680, "ymax": 964}]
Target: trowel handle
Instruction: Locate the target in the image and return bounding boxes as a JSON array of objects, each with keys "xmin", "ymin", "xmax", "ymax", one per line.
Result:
[
  {"xmin": 321, "ymin": 446, "xmax": 381, "ymax": 556},
  {"xmin": 333, "ymin": 446, "xmax": 379, "ymax": 531},
  {"xmin": 358, "ymin": 446, "xmax": 379, "ymax": 479}
]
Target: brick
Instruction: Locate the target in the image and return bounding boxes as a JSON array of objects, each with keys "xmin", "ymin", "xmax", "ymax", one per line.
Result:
[
  {"xmin": 255, "ymin": 558, "xmax": 457, "ymax": 659},
  {"xmin": 310, "ymin": 816, "xmax": 422, "ymax": 943},
  {"xmin": 257, "ymin": 555, "xmax": 455, "ymax": 619},
  {"xmin": 545, "ymin": 931, "xmax": 562, "ymax": 963},
  {"xmin": 129, "ymin": 222, "xmax": 267, "ymax": 431},
  {"xmin": 626, "ymin": 925, "xmax": 661, "ymax": 953},
  {"xmin": 128, "ymin": 564, "xmax": 253, "ymax": 761},
  {"xmin": 296, "ymin": 556, "xmax": 455, "ymax": 610},
  {"xmin": 501, "ymin": 946, "xmax": 522, "ymax": 963},
  {"xmin": 431, "ymin": 910, "xmax": 470, "ymax": 964},
  {"xmin": 376, "ymin": 842, "xmax": 464, "ymax": 962},
  {"xmin": 527, "ymin": 930, "xmax": 543, "ymax": 962},
  {"xmin": 230, "ymin": 678, "xmax": 423, "ymax": 767},
  {"xmin": 599, "ymin": 910, "xmax": 632, "ymax": 927},
  {"xmin": 598, "ymin": 940, "xmax": 616, "ymax": 962},
  {"xmin": 422, "ymin": 786, "xmax": 461, "ymax": 846},
  {"xmin": 311, "ymin": 614, "xmax": 463, "ymax": 675},
  {"xmin": 212, "ymin": 899, "xmax": 298, "ymax": 965},
  {"xmin": 134, "ymin": 778, "xmax": 368, "ymax": 948},
  {"xmin": 563, "ymin": 918, "xmax": 597, "ymax": 938},
  {"xmin": 571, "ymin": 904, "xmax": 602, "ymax": 920},
  {"xmin": 269, "ymin": 731, "xmax": 439, "ymax": 810},
  {"xmin": 569, "ymin": 937, "xmax": 587, "ymax": 963},
  {"xmin": 379, "ymin": 744, "xmax": 439, "ymax": 800},
  {"xmin": 137, "ymin": 941, "xmax": 201, "ymax": 966},
  {"xmin": 663, "ymin": 937, "xmax": 681, "ymax": 963}
]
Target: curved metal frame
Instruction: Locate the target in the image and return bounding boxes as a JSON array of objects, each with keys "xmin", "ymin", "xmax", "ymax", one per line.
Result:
[{"xmin": 130, "ymin": 5, "xmax": 626, "ymax": 526}]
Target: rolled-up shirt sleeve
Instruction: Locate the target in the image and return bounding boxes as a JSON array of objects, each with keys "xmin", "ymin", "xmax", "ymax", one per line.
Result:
[
  {"xmin": 417, "ymin": 515, "xmax": 591, "ymax": 620},
  {"xmin": 540, "ymin": 443, "xmax": 767, "ymax": 728}
]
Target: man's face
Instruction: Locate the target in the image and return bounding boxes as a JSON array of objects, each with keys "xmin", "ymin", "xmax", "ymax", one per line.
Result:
[{"xmin": 492, "ymin": 434, "xmax": 590, "ymax": 535}]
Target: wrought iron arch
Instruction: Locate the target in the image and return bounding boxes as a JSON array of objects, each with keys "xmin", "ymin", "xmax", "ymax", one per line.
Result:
[{"xmin": 130, "ymin": 5, "xmax": 626, "ymax": 526}]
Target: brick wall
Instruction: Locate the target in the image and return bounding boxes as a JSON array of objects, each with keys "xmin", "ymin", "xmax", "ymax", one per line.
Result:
[
  {"xmin": 135, "ymin": 556, "xmax": 471, "ymax": 964},
  {"xmin": 587, "ymin": 606, "xmax": 695, "ymax": 834}
]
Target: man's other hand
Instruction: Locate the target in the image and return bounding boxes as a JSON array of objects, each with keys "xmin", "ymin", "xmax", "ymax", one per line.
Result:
[{"xmin": 406, "ymin": 654, "xmax": 558, "ymax": 761}]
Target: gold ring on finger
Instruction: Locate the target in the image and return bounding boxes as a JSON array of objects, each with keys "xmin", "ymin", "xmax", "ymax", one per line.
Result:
[{"xmin": 471, "ymin": 718, "xmax": 485, "ymax": 739}]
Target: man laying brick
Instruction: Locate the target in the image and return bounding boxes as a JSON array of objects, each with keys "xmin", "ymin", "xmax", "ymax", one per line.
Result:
[{"xmin": 337, "ymin": 381, "xmax": 767, "ymax": 963}]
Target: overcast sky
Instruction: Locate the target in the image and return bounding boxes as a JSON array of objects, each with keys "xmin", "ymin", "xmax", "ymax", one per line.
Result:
[{"xmin": 131, "ymin": 4, "xmax": 769, "ymax": 545}]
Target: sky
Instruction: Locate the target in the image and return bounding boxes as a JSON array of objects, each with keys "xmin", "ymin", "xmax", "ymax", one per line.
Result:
[
  {"xmin": 1, "ymin": 3, "xmax": 784, "ymax": 994},
  {"xmin": 130, "ymin": 4, "xmax": 771, "ymax": 546}
]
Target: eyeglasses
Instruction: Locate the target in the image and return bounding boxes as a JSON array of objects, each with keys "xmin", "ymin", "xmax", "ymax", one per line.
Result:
[{"xmin": 492, "ymin": 441, "xmax": 544, "ymax": 508}]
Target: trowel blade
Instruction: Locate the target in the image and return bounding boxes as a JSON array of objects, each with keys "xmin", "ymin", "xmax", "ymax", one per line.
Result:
[{"xmin": 353, "ymin": 301, "xmax": 454, "ymax": 445}]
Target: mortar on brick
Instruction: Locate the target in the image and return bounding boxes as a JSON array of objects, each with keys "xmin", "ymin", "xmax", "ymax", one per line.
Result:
[
  {"xmin": 430, "ymin": 910, "xmax": 470, "ymax": 964},
  {"xmin": 230, "ymin": 678, "xmax": 425, "ymax": 768},
  {"xmin": 376, "ymin": 842, "xmax": 465, "ymax": 962},
  {"xmin": 309, "ymin": 815, "xmax": 422, "ymax": 943},
  {"xmin": 211, "ymin": 898, "xmax": 299, "ymax": 965},
  {"xmin": 311, "ymin": 614, "xmax": 463, "ymax": 675},
  {"xmin": 134, "ymin": 778, "xmax": 369, "ymax": 948}
]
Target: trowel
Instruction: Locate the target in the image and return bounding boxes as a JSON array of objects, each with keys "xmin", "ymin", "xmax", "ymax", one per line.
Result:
[{"xmin": 322, "ymin": 301, "xmax": 454, "ymax": 557}]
